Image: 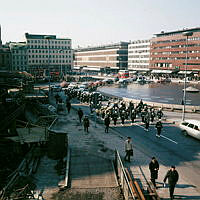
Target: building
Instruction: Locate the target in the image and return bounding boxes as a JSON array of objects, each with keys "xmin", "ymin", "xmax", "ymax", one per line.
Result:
[
  {"xmin": 0, "ymin": 47, "xmax": 12, "ymax": 71},
  {"xmin": 9, "ymin": 42, "xmax": 28, "ymax": 72},
  {"xmin": 128, "ymin": 39, "xmax": 150, "ymax": 73},
  {"xmin": 150, "ymin": 27, "xmax": 200, "ymax": 76},
  {"xmin": 74, "ymin": 42, "xmax": 129, "ymax": 74},
  {"xmin": 0, "ymin": 25, "xmax": 2, "ymax": 48},
  {"xmin": 0, "ymin": 25, "xmax": 12, "ymax": 71},
  {"xmin": 25, "ymin": 33, "xmax": 73, "ymax": 77}
]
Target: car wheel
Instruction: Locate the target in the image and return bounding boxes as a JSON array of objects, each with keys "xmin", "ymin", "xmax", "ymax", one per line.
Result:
[{"xmin": 182, "ymin": 130, "xmax": 188, "ymax": 136}]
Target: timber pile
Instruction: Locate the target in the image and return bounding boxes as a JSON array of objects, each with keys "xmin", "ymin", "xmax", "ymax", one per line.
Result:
[{"xmin": 0, "ymin": 146, "xmax": 41, "ymax": 200}]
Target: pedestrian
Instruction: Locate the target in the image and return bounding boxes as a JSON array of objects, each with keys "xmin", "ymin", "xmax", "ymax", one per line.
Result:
[
  {"xmin": 78, "ymin": 108, "xmax": 84, "ymax": 123},
  {"xmin": 66, "ymin": 101, "xmax": 71, "ymax": 113},
  {"xmin": 144, "ymin": 114, "xmax": 150, "ymax": 131},
  {"xmin": 157, "ymin": 108, "xmax": 163, "ymax": 120},
  {"xmin": 124, "ymin": 137, "xmax": 133, "ymax": 163},
  {"xmin": 112, "ymin": 111, "xmax": 118, "ymax": 126},
  {"xmin": 130, "ymin": 110, "xmax": 136, "ymax": 124},
  {"xmin": 155, "ymin": 119, "xmax": 163, "ymax": 137},
  {"xmin": 149, "ymin": 157, "xmax": 159, "ymax": 188},
  {"xmin": 83, "ymin": 115, "xmax": 90, "ymax": 133},
  {"xmin": 163, "ymin": 166, "xmax": 179, "ymax": 200},
  {"xmin": 104, "ymin": 115, "xmax": 110, "ymax": 133}
]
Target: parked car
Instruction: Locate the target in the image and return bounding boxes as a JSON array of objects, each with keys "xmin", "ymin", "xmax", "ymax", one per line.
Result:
[{"xmin": 179, "ymin": 120, "xmax": 200, "ymax": 140}]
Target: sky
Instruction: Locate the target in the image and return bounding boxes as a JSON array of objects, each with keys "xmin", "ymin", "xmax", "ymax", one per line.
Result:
[{"xmin": 0, "ymin": 0, "xmax": 199, "ymax": 48}]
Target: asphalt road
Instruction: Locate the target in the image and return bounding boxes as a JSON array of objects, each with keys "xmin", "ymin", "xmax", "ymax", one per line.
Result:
[{"xmin": 113, "ymin": 121, "xmax": 200, "ymax": 192}]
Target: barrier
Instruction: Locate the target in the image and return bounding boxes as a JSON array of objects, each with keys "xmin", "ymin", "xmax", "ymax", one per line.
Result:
[{"xmin": 114, "ymin": 150, "xmax": 136, "ymax": 200}]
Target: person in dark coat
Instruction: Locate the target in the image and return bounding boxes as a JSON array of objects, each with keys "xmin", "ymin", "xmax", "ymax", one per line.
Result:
[
  {"xmin": 149, "ymin": 157, "xmax": 159, "ymax": 188},
  {"xmin": 104, "ymin": 115, "xmax": 110, "ymax": 133},
  {"xmin": 155, "ymin": 119, "xmax": 163, "ymax": 137},
  {"xmin": 83, "ymin": 116, "xmax": 90, "ymax": 133},
  {"xmin": 66, "ymin": 101, "xmax": 71, "ymax": 113},
  {"xmin": 163, "ymin": 166, "xmax": 179, "ymax": 200},
  {"xmin": 77, "ymin": 108, "xmax": 84, "ymax": 123}
]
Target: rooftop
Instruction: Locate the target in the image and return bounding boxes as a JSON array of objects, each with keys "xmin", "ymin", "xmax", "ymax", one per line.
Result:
[
  {"xmin": 155, "ymin": 27, "xmax": 200, "ymax": 37},
  {"xmin": 25, "ymin": 33, "xmax": 71, "ymax": 40},
  {"xmin": 75, "ymin": 42, "xmax": 129, "ymax": 52}
]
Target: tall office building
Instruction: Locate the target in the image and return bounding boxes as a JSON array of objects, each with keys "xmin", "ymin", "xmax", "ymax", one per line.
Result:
[
  {"xmin": 128, "ymin": 39, "xmax": 150, "ymax": 73},
  {"xmin": 25, "ymin": 33, "xmax": 73, "ymax": 76},
  {"xmin": 150, "ymin": 27, "xmax": 200, "ymax": 75},
  {"xmin": 74, "ymin": 42, "xmax": 129, "ymax": 73}
]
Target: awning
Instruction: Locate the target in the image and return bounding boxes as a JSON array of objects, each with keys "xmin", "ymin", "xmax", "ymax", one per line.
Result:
[
  {"xmin": 82, "ymin": 67, "xmax": 101, "ymax": 71},
  {"xmin": 130, "ymin": 68, "xmax": 150, "ymax": 71},
  {"xmin": 151, "ymin": 70, "xmax": 172, "ymax": 74},
  {"xmin": 178, "ymin": 71, "xmax": 193, "ymax": 74}
]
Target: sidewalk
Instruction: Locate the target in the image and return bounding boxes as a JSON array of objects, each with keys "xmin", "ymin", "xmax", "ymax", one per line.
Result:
[{"xmin": 71, "ymin": 102, "xmax": 200, "ymax": 200}]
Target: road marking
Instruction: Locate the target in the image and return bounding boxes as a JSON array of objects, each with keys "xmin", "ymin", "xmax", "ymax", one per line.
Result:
[
  {"xmin": 160, "ymin": 135, "xmax": 178, "ymax": 144},
  {"xmin": 135, "ymin": 123, "xmax": 178, "ymax": 144}
]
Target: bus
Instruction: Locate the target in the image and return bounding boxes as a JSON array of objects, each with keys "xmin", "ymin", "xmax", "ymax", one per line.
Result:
[{"xmin": 118, "ymin": 70, "xmax": 129, "ymax": 78}]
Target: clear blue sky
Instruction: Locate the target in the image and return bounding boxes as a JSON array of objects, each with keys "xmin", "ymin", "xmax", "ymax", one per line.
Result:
[{"xmin": 1, "ymin": 0, "xmax": 199, "ymax": 48}]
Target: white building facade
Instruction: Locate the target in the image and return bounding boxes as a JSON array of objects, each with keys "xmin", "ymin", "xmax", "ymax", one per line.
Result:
[
  {"xmin": 25, "ymin": 33, "xmax": 73, "ymax": 76},
  {"xmin": 128, "ymin": 39, "xmax": 150, "ymax": 72}
]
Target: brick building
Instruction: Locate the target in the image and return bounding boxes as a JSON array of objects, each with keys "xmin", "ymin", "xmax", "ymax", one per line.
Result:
[
  {"xmin": 150, "ymin": 28, "xmax": 200, "ymax": 76},
  {"xmin": 74, "ymin": 42, "xmax": 129, "ymax": 74}
]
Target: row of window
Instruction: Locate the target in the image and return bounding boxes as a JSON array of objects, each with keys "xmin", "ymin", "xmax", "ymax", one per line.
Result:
[
  {"xmin": 13, "ymin": 49, "xmax": 72, "ymax": 54},
  {"xmin": 128, "ymin": 50, "xmax": 150, "ymax": 54},
  {"xmin": 128, "ymin": 60, "xmax": 149, "ymax": 63},
  {"xmin": 153, "ymin": 37, "xmax": 200, "ymax": 45},
  {"xmin": 27, "ymin": 40, "xmax": 70, "ymax": 45},
  {"xmin": 128, "ymin": 45, "xmax": 150, "ymax": 49},
  {"xmin": 152, "ymin": 57, "xmax": 200, "ymax": 60},
  {"xmin": 29, "ymin": 60, "xmax": 72, "ymax": 64},
  {"xmin": 29, "ymin": 55, "xmax": 71, "ymax": 58},
  {"xmin": 128, "ymin": 55, "xmax": 150, "ymax": 58},
  {"xmin": 152, "ymin": 43, "xmax": 200, "ymax": 50},
  {"xmin": 13, "ymin": 61, "xmax": 27, "ymax": 65},
  {"xmin": 27, "ymin": 45, "xmax": 71, "ymax": 49},
  {"xmin": 153, "ymin": 50, "xmax": 200, "ymax": 55}
]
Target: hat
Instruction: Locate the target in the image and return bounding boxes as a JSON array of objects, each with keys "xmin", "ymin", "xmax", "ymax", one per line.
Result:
[
  {"xmin": 171, "ymin": 165, "xmax": 176, "ymax": 169},
  {"xmin": 152, "ymin": 157, "xmax": 156, "ymax": 160}
]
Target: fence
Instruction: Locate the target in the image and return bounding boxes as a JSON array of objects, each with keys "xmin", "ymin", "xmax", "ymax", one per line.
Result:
[{"xmin": 114, "ymin": 150, "xmax": 135, "ymax": 200}]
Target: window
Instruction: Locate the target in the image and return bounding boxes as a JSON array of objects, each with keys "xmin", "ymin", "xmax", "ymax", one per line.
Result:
[
  {"xmin": 188, "ymin": 124, "xmax": 194, "ymax": 129},
  {"xmin": 194, "ymin": 125, "xmax": 199, "ymax": 131}
]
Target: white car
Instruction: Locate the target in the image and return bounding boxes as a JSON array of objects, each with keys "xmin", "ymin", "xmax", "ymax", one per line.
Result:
[{"xmin": 179, "ymin": 120, "xmax": 200, "ymax": 140}]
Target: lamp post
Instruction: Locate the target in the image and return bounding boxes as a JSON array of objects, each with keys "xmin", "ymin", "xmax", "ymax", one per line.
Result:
[
  {"xmin": 44, "ymin": 36, "xmax": 52, "ymax": 91},
  {"xmin": 59, "ymin": 49, "xmax": 64, "ymax": 80},
  {"xmin": 182, "ymin": 31, "xmax": 193, "ymax": 121}
]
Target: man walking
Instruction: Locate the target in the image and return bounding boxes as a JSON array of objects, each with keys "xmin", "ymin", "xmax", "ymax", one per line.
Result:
[
  {"xmin": 78, "ymin": 108, "xmax": 84, "ymax": 123},
  {"xmin": 149, "ymin": 157, "xmax": 159, "ymax": 188},
  {"xmin": 104, "ymin": 115, "xmax": 110, "ymax": 133},
  {"xmin": 124, "ymin": 137, "xmax": 133, "ymax": 163},
  {"xmin": 155, "ymin": 119, "xmax": 163, "ymax": 137},
  {"xmin": 163, "ymin": 166, "xmax": 179, "ymax": 200},
  {"xmin": 83, "ymin": 115, "xmax": 90, "ymax": 133}
]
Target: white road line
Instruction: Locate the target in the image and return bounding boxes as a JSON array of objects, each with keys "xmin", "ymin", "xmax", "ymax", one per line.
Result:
[
  {"xmin": 135, "ymin": 123, "xmax": 178, "ymax": 144},
  {"xmin": 160, "ymin": 135, "xmax": 178, "ymax": 144}
]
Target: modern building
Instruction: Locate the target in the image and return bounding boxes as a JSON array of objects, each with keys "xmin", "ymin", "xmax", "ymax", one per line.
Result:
[
  {"xmin": 9, "ymin": 42, "xmax": 28, "ymax": 72},
  {"xmin": 128, "ymin": 39, "xmax": 150, "ymax": 73},
  {"xmin": 150, "ymin": 27, "xmax": 200, "ymax": 76},
  {"xmin": 25, "ymin": 33, "xmax": 73, "ymax": 76},
  {"xmin": 74, "ymin": 42, "xmax": 129, "ymax": 74}
]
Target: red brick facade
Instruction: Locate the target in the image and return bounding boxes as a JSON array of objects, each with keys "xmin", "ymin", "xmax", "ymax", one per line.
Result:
[{"xmin": 150, "ymin": 28, "xmax": 200, "ymax": 74}]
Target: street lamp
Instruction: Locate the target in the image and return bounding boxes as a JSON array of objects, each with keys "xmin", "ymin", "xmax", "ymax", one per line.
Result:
[
  {"xmin": 44, "ymin": 35, "xmax": 52, "ymax": 91},
  {"xmin": 182, "ymin": 31, "xmax": 193, "ymax": 121},
  {"xmin": 59, "ymin": 49, "xmax": 64, "ymax": 80}
]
